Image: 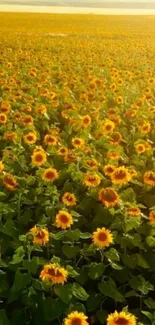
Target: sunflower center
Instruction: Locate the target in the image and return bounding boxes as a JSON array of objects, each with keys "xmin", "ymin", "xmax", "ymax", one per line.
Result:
[
  {"xmin": 36, "ymin": 231, "xmax": 45, "ymax": 239},
  {"xmin": 4, "ymin": 176, "xmax": 15, "ymax": 186},
  {"xmin": 48, "ymin": 268, "xmax": 56, "ymax": 276},
  {"xmin": 35, "ymin": 153, "xmax": 44, "ymax": 162},
  {"xmin": 74, "ymin": 140, "xmax": 81, "ymax": 145},
  {"xmin": 46, "ymin": 171, "xmax": 55, "ymax": 179},
  {"xmin": 105, "ymin": 125, "xmax": 112, "ymax": 131},
  {"xmin": 98, "ymin": 232, "xmax": 107, "ymax": 241},
  {"xmin": 107, "ymin": 167, "xmax": 114, "ymax": 173},
  {"xmin": 59, "ymin": 214, "xmax": 69, "ymax": 223},
  {"xmin": 27, "ymin": 136, "xmax": 34, "ymax": 141},
  {"xmin": 66, "ymin": 195, "xmax": 73, "ymax": 201},
  {"xmin": 148, "ymin": 174, "xmax": 155, "ymax": 181},
  {"xmin": 103, "ymin": 190, "xmax": 117, "ymax": 201},
  {"xmin": 55, "ymin": 270, "xmax": 62, "ymax": 277},
  {"xmin": 115, "ymin": 317, "xmax": 129, "ymax": 325},
  {"xmin": 71, "ymin": 317, "xmax": 82, "ymax": 325},
  {"xmin": 114, "ymin": 171, "xmax": 126, "ymax": 180}
]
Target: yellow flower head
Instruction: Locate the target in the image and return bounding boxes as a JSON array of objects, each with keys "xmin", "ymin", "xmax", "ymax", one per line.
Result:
[
  {"xmin": 98, "ymin": 188, "xmax": 120, "ymax": 207},
  {"xmin": 62, "ymin": 192, "xmax": 77, "ymax": 206},
  {"xmin": 55, "ymin": 210, "xmax": 73, "ymax": 229},
  {"xmin": 64, "ymin": 311, "xmax": 89, "ymax": 325},
  {"xmin": 144, "ymin": 171, "xmax": 155, "ymax": 186},
  {"xmin": 42, "ymin": 168, "xmax": 59, "ymax": 182},
  {"xmin": 30, "ymin": 227, "xmax": 49, "ymax": 245},
  {"xmin": 83, "ymin": 173, "xmax": 101, "ymax": 187},
  {"xmin": 31, "ymin": 150, "xmax": 47, "ymax": 167},
  {"xmin": 111, "ymin": 166, "xmax": 131, "ymax": 185},
  {"xmin": 107, "ymin": 310, "xmax": 136, "ymax": 325},
  {"xmin": 92, "ymin": 227, "xmax": 113, "ymax": 248},
  {"xmin": 40, "ymin": 263, "xmax": 68, "ymax": 284}
]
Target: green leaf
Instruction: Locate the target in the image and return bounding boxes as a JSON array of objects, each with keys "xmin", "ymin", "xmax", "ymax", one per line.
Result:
[
  {"xmin": 68, "ymin": 302, "xmax": 86, "ymax": 313},
  {"xmin": 144, "ymin": 298, "xmax": 155, "ymax": 309},
  {"xmin": 11, "ymin": 270, "xmax": 31, "ymax": 292},
  {"xmin": 109, "ymin": 261, "xmax": 123, "ymax": 270},
  {"xmin": 54, "ymin": 284, "xmax": 73, "ymax": 303},
  {"xmin": 51, "ymin": 256, "xmax": 61, "ymax": 264},
  {"xmin": 0, "ymin": 310, "xmax": 10, "ymax": 325},
  {"xmin": 80, "ymin": 244, "xmax": 95, "ymax": 257},
  {"xmin": 65, "ymin": 229, "xmax": 81, "ymax": 241},
  {"xmin": 123, "ymin": 217, "xmax": 140, "ymax": 232},
  {"xmin": 23, "ymin": 257, "xmax": 39, "ymax": 274},
  {"xmin": 43, "ymin": 298, "xmax": 62, "ymax": 321},
  {"xmin": 66, "ymin": 265, "xmax": 79, "ymax": 277},
  {"xmin": 129, "ymin": 275, "xmax": 154, "ymax": 295},
  {"xmin": 1, "ymin": 220, "xmax": 17, "ymax": 237},
  {"xmin": 98, "ymin": 279, "xmax": 124, "ymax": 302},
  {"xmin": 80, "ymin": 232, "xmax": 91, "ymax": 239},
  {"xmin": 62, "ymin": 244, "xmax": 79, "ymax": 259},
  {"xmin": 146, "ymin": 236, "xmax": 155, "ymax": 247},
  {"xmin": 73, "ymin": 282, "xmax": 89, "ymax": 301},
  {"xmin": 52, "ymin": 231, "xmax": 65, "ymax": 240},
  {"xmin": 88, "ymin": 263, "xmax": 105, "ymax": 280},
  {"xmin": 96, "ymin": 310, "xmax": 108, "ymax": 324},
  {"xmin": 142, "ymin": 311, "xmax": 153, "ymax": 321},
  {"xmin": 10, "ymin": 246, "xmax": 25, "ymax": 265},
  {"xmin": 136, "ymin": 254, "xmax": 149, "ymax": 269},
  {"xmin": 87, "ymin": 294, "xmax": 102, "ymax": 312},
  {"xmin": 105, "ymin": 248, "xmax": 120, "ymax": 262}
]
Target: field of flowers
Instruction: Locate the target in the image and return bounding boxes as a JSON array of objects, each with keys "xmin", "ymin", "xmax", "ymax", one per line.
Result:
[{"xmin": 0, "ymin": 12, "xmax": 155, "ymax": 325}]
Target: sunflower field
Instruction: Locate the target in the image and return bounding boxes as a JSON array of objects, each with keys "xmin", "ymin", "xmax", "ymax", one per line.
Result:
[{"xmin": 0, "ymin": 12, "xmax": 155, "ymax": 325}]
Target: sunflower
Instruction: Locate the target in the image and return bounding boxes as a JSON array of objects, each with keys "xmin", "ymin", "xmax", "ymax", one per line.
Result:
[
  {"xmin": 116, "ymin": 96, "xmax": 123, "ymax": 105},
  {"xmin": 135, "ymin": 143, "xmax": 146, "ymax": 154},
  {"xmin": 31, "ymin": 150, "xmax": 47, "ymax": 166},
  {"xmin": 0, "ymin": 161, "xmax": 4, "ymax": 172},
  {"xmin": 102, "ymin": 120, "xmax": 115, "ymax": 134},
  {"xmin": 83, "ymin": 173, "xmax": 101, "ymax": 187},
  {"xmin": 92, "ymin": 227, "xmax": 113, "ymax": 248},
  {"xmin": 110, "ymin": 132, "xmax": 122, "ymax": 145},
  {"xmin": 85, "ymin": 159, "xmax": 99, "ymax": 170},
  {"xmin": 81, "ymin": 115, "xmax": 91, "ymax": 128},
  {"xmin": 107, "ymin": 311, "xmax": 136, "ymax": 325},
  {"xmin": 55, "ymin": 210, "xmax": 73, "ymax": 229},
  {"xmin": 0, "ymin": 113, "xmax": 7, "ymax": 124},
  {"xmin": 107, "ymin": 151, "xmax": 120, "ymax": 160},
  {"xmin": 42, "ymin": 167, "xmax": 59, "ymax": 182},
  {"xmin": 44, "ymin": 134, "xmax": 58, "ymax": 146},
  {"xmin": 129, "ymin": 168, "xmax": 137, "ymax": 178},
  {"xmin": 149, "ymin": 211, "xmax": 155, "ymax": 225},
  {"xmin": 30, "ymin": 227, "xmax": 49, "ymax": 245},
  {"xmin": 72, "ymin": 137, "xmax": 84, "ymax": 148},
  {"xmin": 98, "ymin": 188, "xmax": 120, "ymax": 207},
  {"xmin": 64, "ymin": 151, "xmax": 77, "ymax": 163},
  {"xmin": 144, "ymin": 171, "xmax": 155, "ymax": 186},
  {"xmin": 103, "ymin": 165, "xmax": 115, "ymax": 176},
  {"xmin": 23, "ymin": 132, "xmax": 37, "ymax": 144},
  {"xmin": 40, "ymin": 263, "xmax": 68, "ymax": 284},
  {"xmin": 140, "ymin": 122, "xmax": 151, "ymax": 134},
  {"xmin": 3, "ymin": 173, "xmax": 17, "ymax": 191},
  {"xmin": 4, "ymin": 132, "xmax": 17, "ymax": 141},
  {"xmin": 62, "ymin": 192, "xmax": 77, "ymax": 206},
  {"xmin": 21, "ymin": 115, "xmax": 33, "ymax": 126},
  {"xmin": 35, "ymin": 105, "xmax": 47, "ymax": 115},
  {"xmin": 125, "ymin": 207, "xmax": 141, "ymax": 216},
  {"xmin": 64, "ymin": 311, "xmax": 89, "ymax": 325},
  {"xmin": 57, "ymin": 147, "xmax": 68, "ymax": 156},
  {"xmin": 111, "ymin": 166, "xmax": 131, "ymax": 185}
]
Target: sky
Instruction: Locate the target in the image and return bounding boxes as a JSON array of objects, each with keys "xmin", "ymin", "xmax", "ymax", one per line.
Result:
[{"xmin": 1, "ymin": 0, "xmax": 155, "ymax": 10}]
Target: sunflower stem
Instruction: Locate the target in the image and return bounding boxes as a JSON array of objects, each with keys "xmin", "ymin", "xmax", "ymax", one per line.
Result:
[{"xmin": 100, "ymin": 249, "xmax": 104, "ymax": 262}]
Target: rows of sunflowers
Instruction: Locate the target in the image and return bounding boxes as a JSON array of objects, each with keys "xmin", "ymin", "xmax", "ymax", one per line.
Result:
[{"xmin": 0, "ymin": 12, "xmax": 155, "ymax": 325}]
